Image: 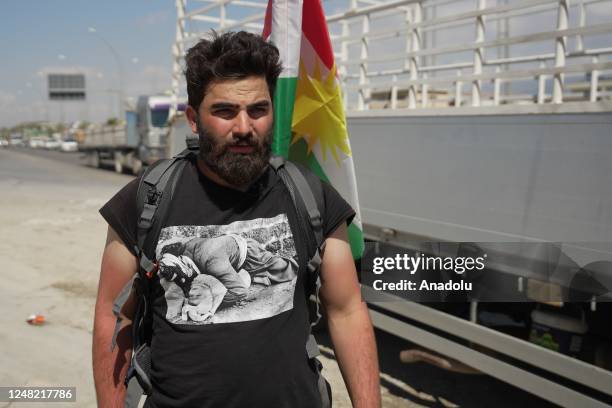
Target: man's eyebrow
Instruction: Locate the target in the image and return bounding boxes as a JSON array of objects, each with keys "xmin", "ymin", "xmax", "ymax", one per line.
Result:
[
  {"xmin": 209, "ymin": 100, "xmax": 270, "ymax": 110},
  {"xmin": 247, "ymin": 100, "xmax": 271, "ymax": 109},
  {"xmin": 210, "ymin": 102, "xmax": 239, "ymax": 110}
]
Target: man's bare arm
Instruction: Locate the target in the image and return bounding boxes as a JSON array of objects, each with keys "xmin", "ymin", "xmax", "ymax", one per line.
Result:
[
  {"xmin": 319, "ymin": 223, "xmax": 381, "ymax": 408},
  {"xmin": 92, "ymin": 226, "xmax": 138, "ymax": 408}
]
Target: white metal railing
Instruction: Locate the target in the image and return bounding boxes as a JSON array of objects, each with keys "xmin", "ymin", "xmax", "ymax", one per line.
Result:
[{"xmin": 171, "ymin": 0, "xmax": 612, "ymax": 114}]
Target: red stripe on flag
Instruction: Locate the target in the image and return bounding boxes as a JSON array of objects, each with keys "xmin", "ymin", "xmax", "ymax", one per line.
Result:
[
  {"xmin": 301, "ymin": 0, "xmax": 334, "ymax": 70},
  {"xmin": 262, "ymin": 0, "xmax": 273, "ymax": 39}
]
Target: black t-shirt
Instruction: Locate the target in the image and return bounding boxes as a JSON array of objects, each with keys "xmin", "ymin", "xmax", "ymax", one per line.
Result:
[{"xmin": 100, "ymin": 156, "xmax": 355, "ymax": 408}]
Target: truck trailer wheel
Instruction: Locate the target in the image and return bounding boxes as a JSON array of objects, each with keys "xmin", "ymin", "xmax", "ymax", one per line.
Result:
[
  {"xmin": 131, "ymin": 159, "xmax": 143, "ymax": 176},
  {"xmin": 89, "ymin": 152, "xmax": 100, "ymax": 168},
  {"xmin": 114, "ymin": 152, "xmax": 124, "ymax": 174}
]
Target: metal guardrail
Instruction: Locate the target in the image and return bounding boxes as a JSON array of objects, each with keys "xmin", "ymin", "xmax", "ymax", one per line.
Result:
[
  {"xmin": 171, "ymin": 0, "xmax": 612, "ymax": 114},
  {"xmin": 366, "ymin": 292, "xmax": 612, "ymax": 408}
]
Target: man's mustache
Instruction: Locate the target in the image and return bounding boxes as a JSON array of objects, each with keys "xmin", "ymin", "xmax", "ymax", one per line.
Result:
[
  {"xmin": 217, "ymin": 136, "xmax": 263, "ymax": 151},
  {"xmin": 230, "ymin": 134, "xmax": 257, "ymax": 146}
]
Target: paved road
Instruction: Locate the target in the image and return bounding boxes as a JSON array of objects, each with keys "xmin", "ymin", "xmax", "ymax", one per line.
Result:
[
  {"xmin": 8, "ymin": 146, "xmax": 122, "ymax": 174},
  {"xmin": 0, "ymin": 148, "xmax": 133, "ymax": 407},
  {"xmin": 0, "ymin": 147, "xmax": 558, "ymax": 408}
]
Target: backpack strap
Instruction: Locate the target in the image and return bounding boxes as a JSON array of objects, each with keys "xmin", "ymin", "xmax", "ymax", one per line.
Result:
[
  {"xmin": 282, "ymin": 161, "xmax": 326, "ymax": 328},
  {"xmin": 109, "ymin": 148, "xmax": 193, "ymax": 406},
  {"xmin": 271, "ymin": 156, "xmax": 325, "ymax": 320},
  {"xmin": 111, "ymin": 150, "xmax": 190, "ymax": 351},
  {"xmin": 136, "ymin": 148, "xmax": 193, "ymax": 276},
  {"xmin": 270, "ymin": 156, "xmax": 331, "ymax": 408}
]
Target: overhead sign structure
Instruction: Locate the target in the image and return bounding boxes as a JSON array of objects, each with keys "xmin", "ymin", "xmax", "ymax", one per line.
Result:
[{"xmin": 48, "ymin": 73, "xmax": 86, "ymax": 100}]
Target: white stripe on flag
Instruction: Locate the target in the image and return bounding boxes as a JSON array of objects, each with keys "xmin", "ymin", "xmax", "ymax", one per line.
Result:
[
  {"xmin": 269, "ymin": 0, "xmax": 303, "ymax": 78},
  {"xmin": 311, "ymin": 142, "xmax": 363, "ymax": 231}
]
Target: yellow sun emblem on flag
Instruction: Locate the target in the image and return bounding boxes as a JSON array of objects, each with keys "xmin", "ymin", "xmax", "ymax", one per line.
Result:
[{"xmin": 291, "ymin": 59, "xmax": 352, "ymax": 165}]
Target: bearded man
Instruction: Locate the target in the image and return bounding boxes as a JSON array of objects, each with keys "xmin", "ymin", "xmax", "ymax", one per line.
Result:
[{"xmin": 92, "ymin": 31, "xmax": 380, "ymax": 408}]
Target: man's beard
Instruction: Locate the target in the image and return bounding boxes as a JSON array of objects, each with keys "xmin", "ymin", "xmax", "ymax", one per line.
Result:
[{"xmin": 196, "ymin": 118, "xmax": 272, "ymax": 188}]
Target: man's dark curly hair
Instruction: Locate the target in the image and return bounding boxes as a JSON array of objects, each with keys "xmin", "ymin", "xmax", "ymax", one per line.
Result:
[{"xmin": 184, "ymin": 31, "xmax": 283, "ymax": 111}]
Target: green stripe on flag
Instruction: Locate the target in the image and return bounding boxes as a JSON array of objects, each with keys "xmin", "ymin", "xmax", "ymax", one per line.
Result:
[
  {"xmin": 288, "ymin": 138, "xmax": 329, "ymax": 183},
  {"xmin": 348, "ymin": 223, "xmax": 365, "ymax": 260},
  {"xmin": 272, "ymin": 77, "xmax": 298, "ymax": 158}
]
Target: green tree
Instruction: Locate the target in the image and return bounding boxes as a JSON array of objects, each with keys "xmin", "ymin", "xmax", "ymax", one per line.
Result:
[{"xmin": 55, "ymin": 123, "xmax": 66, "ymax": 133}]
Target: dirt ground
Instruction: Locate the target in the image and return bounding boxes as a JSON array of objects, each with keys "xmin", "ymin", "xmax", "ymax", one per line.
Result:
[{"xmin": 0, "ymin": 149, "xmax": 415, "ymax": 408}]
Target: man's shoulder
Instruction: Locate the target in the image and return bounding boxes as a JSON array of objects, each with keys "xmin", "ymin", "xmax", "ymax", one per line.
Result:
[
  {"xmin": 140, "ymin": 155, "xmax": 197, "ymax": 194},
  {"xmin": 282, "ymin": 161, "xmax": 324, "ymax": 190},
  {"xmin": 105, "ymin": 176, "xmax": 141, "ymax": 210}
]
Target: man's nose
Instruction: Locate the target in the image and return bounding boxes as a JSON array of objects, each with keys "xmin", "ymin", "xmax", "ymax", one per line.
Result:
[{"xmin": 233, "ymin": 110, "xmax": 252, "ymax": 136}]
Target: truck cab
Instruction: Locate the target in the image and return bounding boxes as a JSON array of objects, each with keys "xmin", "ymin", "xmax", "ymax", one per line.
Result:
[{"xmin": 136, "ymin": 95, "xmax": 174, "ymax": 166}]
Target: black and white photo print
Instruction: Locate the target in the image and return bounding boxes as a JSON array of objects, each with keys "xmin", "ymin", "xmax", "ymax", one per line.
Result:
[{"xmin": 155, "ymin": 214, "xmax": 299, "ymax": 325}]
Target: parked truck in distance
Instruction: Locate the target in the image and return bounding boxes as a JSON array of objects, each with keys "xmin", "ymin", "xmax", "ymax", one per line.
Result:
[{"xmin": 80, "ymin": 95, "xmax": 185, "ymax": 175}]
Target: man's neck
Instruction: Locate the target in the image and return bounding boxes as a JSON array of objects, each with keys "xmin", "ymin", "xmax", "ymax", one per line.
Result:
[{"xmin": 196, "ymin": 156, "xmax": 267, "ymax": 192}]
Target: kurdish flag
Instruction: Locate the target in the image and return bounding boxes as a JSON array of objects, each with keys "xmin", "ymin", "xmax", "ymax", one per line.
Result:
[{"xmin": 263, "ymin": 0, "xmax": 364, "ymax": 259}]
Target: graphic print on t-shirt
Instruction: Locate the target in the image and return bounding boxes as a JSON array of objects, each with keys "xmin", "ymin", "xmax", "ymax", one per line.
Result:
[{"xmin": 155, "ymin": 214, "xmax": 298, "ymax": 325}]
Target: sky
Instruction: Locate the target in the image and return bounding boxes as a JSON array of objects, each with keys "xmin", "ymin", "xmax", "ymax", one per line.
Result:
[
  {"xmin": 0, "ymin": 0, "xmax": 177, "ymax": 127},
  {"xmin": 1, "ymin": 0, "xmax": 611, "ymax": 128}
]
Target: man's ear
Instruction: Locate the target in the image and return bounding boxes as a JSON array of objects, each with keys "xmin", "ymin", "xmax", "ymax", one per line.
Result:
[{"xmin": 185, "ymin": 105, "xmax": 199, "ymax": 134}]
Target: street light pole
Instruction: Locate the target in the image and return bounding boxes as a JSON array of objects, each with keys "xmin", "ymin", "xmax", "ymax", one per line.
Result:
[
  {"xmin": 88, "ymin": 27, "xmax": 125, "ymax": 119},
  {"xmin": 26, "ymin": 81, "xmax": 49, "ymax": 122}
]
